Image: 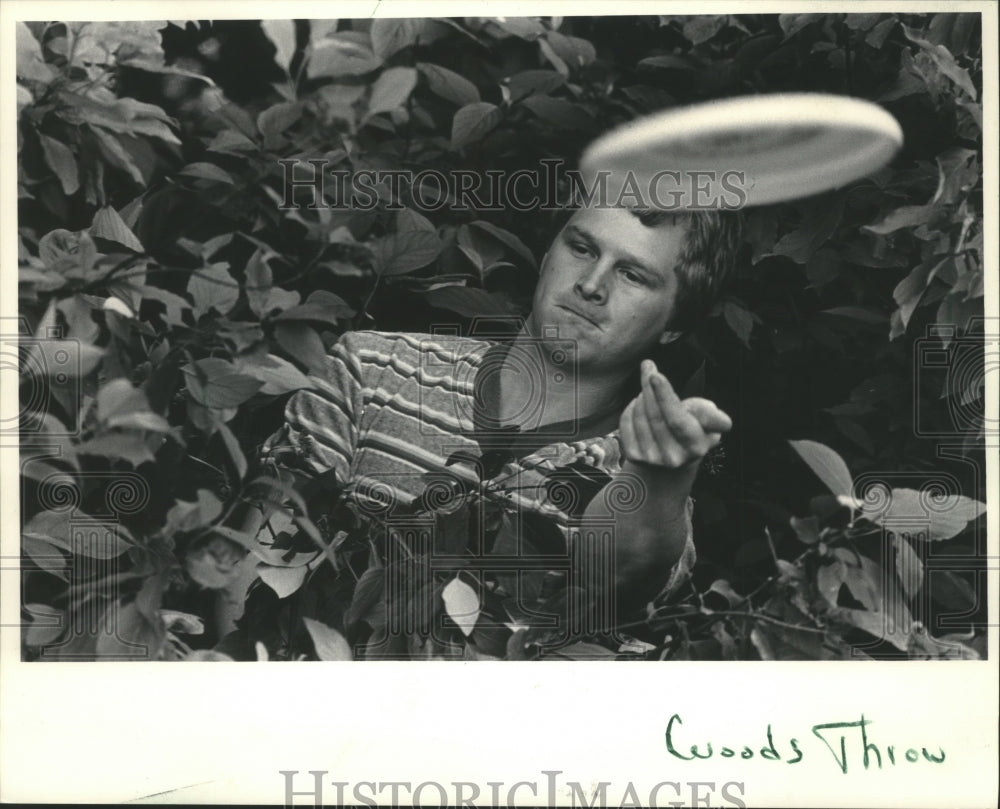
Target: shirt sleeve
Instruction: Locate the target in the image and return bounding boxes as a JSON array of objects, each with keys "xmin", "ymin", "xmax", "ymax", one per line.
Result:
[
  {"xmin": 660, "ymin": 496, "xmax": 697, "ymax": 600},
  {"xmin": 580, "ymin": 430, "xmax": 697, "ymax": 598},
  {"xmin": 259, "ymin": 331, "xmax": 365, "ymax": 485}
]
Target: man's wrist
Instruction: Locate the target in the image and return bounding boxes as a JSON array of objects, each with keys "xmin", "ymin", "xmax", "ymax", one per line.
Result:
[{"xmin": 621, "ymin": 457, "xmax": 699, "ymax": 498}]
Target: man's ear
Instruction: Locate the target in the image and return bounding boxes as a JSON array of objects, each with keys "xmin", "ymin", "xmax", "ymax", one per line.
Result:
[{"xmin": 659, "ymin": 330, "xmax": 682, "ymax": 345}]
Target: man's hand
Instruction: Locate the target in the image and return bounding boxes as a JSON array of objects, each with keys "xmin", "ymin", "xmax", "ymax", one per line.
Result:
[{"xmin": 619, "ymin": 359, "xmax": 732, "ymax": 469}]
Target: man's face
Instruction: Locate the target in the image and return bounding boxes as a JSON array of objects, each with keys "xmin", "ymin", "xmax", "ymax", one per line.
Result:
[{"xmin": 527, "ymin": 206, "xmax": 686, "ymax": 371}]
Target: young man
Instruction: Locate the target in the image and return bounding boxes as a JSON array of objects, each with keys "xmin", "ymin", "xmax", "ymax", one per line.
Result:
[{"xmin": 221, "ymin": 202, "xmax": 741, "ymax": 638}]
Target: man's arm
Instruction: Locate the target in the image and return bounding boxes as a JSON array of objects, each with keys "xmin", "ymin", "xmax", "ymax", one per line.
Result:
[{"xmin": 581, "ymin": 359, "xmax": 732, "ymax": 603}]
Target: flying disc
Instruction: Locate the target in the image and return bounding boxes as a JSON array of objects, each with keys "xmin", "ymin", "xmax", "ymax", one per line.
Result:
[{"xmin": 577, "ymin": 93, "xmax": 903, "ymax": 208}]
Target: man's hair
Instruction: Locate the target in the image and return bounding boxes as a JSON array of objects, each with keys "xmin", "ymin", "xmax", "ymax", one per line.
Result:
[{"xmin": 630, "ymin": 207, "xmax": 744, "ymax": 334}]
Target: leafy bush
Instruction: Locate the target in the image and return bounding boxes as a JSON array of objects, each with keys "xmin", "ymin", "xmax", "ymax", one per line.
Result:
[{"xmin": 16, "ymin": 14, "xmax": 986, "ymax": 661}]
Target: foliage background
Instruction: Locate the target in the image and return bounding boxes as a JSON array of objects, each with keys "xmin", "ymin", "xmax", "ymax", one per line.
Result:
[{"xmin": 16, "ymin": 12, "xmax": 988, "ymax": 661}]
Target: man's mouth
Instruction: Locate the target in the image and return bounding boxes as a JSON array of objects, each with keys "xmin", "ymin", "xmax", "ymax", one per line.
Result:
[{"xmin": 557, "ymin": 305, "xmax": 601, "ymax": 328}]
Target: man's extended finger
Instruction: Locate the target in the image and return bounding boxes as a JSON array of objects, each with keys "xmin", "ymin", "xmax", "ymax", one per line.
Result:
[
  {"xmin": 649, "ymin": 371, "xmax": 704, "ymax": 443},
  {"xmin": 640, "ymin": 364, "xmax": 677, "ymax": 446},
  {"xmin": 683, "ymin": 398, "xmax": 733, "ymax": 433},
  {"xmin": 619, "ymin": 397, "xmax": 641, "ymax": 458},
  {"xmin": 630, "ymin": 390, "xmax": 663, "ymax": 463}
]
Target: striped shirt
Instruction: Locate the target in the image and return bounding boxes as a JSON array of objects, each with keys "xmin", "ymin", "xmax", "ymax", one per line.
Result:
[{"xmin": 262, "ymin": 330, "xmax": 695, "ymax": 596}]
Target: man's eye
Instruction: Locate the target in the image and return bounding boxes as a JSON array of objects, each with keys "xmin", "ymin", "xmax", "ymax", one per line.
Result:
[
  {"xmin": 569, "ymin": 242, "xmax": 592, "ymax": 257},
  {"xmin": 620, "ymin": 267, "xmax": 646, "ymax": 284}
]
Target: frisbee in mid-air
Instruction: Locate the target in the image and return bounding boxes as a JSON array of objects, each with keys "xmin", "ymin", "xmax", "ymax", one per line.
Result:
[{"xmin": 577, "ymin": 93, "xmax": 904, "ymax": 208}]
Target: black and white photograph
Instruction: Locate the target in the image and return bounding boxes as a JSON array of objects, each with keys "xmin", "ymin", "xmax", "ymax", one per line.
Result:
[{"xmin": 2, "ymin": 2, "xmax": 997, "ymax": 806}]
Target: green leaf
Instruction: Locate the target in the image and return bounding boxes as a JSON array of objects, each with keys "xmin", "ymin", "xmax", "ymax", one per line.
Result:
[
  {"xmin": 182, "ymin": 358, "xmax": 263, "ymax": 408},
  {"xmin": 216, "ymin": 421, "xmax": 248, "ymax": 480},
  {"xmin": 789, "ymin": 439, "xmax": 855, "ymax": 499},
  {"xmin": 187, "ymin": 263, "xmax": 239, "ymax": 317},
  {"xmin": 256, "ymin": 102, "xmax": 302, "ymax": 146},
  {"xmin": 553, "ymin": 641, "xmax": 617, "ymax": 659},
  {"xmin": 39, "ymin": 134, "xmax": 80, "ymax": 195},
  {"xmin": 638, "ymin": 54, "xmax": 695, "ymax": 71},
  {"xmin": 816, "ymin": 560, "xmax": 847, "ymax": 607},
  {"xmin": 722, "ymin": 301, "xmax": 756, "ymax": 348},
  {"xmin": 366, "ymin": 66, "xmax": 418, "ymax": 117},
  {"xmin": 257, "ymin": 562, "xmax": 308, "ymax": 599},
  {"xmin": 706, "ymin": 579, "xmax": 743, "ymax": 607},
  {"xmin": 96, "ymin": 598, "xmax": 166, "ymax": 660},
  {"xmin": 90, "ymin": 127, "xmax": 145, "ymax": 184},
  {"xmin": 57, "ymin": 294, "xmax": 100, "ymax": 342},
  {"xmin": 184, "ymin": 536, "xmax": 245, "ymax": 589},
  {"xmin": 891, "ymin": 259, "xmax": 938, "ymax": 329},
  {"xmin": 234, "ymin": 353, "xmax": 314, "ymax": 395},
  {"xmin": 821, "ymin": 306, "xmax": 887, "ymax": 325},
  {"xmin": 620, "ymin": 84, "xmax": 674, "ymax": 111},
  {"xmin": 16, "ymin": 22, "xmax": 55, "ymax": 82},
  {"xmin": 769, "ymin": 195, "xmax": 845, "ymax": 263},
  {"xmin": 683, "ymin": 15, "xmax": 727, "ymax": 44},
  {"xmin": 490, "ymin": 17, "xmax": 546, "ymax": 40},
  {"xmin": 370, "ymin": 18, "xmax": 425, "ymax": 59},
  {"xmin": 860, "ymin": 488, "xmax": 986, "ymax": 541},
  {"xmin": 345, "ymin": 566, "xmax": 387, "ymax": 627},
  {"xmin": 245, "ymin": 250, "xmax": 300, "ymax": 317},
  {"xmin": 308, "ymin": 36, "xmax": 382, "ymax": 78},
  {"xmin": 302, "ymin": 616, "xmax": 353, "ymax": 660},
  {"xmin": 863, "ymin": 18, "xmax": 896, "ymax": 49},
  {"xmin": 505, "ymin": 69, "xmax": 565, "ymax": 102},
  {"xmin": 894, "ymin": 535, "xmax": 923, "ymax": 598},
  {"xmin": 424, "ymin": 286, "xmax": 513, "ymax": 317},
  {"xmin": 831, "ymin": 607, "xmax": 909, "ymax": 651},
  {"xmin": 308, "ymin": 19, "xmax": 339, "ymax": 46},
  {"xmin": 165, "ymin": 489, "xmax": 224, "ymax": 533},
  {"xmin": 245, "ymin": 249, "xmax": 273, "ymax": 311},
  {"xmin": 39, "ymin": 228, "xmax": 98, "ymax": 273},
  {"xmin": 23, "ymin": 510, "xmax": 134, "ymax": 558},
  {"xmin": 74, "ymin": 433, "xmax": 160, "ymax": 465},
  {"xmin": 790, "ymin": 515, "xmax": 820, "ymax": 544},
  {"xmin": 179, "ymin": 162, "xmax": 235, "ymax": 185},
  {"xmin": 778, "ymin": 13, "xmax": 825, "ymax": 37},
  {"xmin": 396, "ymin": 207, "xmax": 437, "ymax": 233},
  {"xmin": 926, "ymin": 13, "xmax": 977, "ymax": 56},
  {"xmin": 750, "ymin": 626, "xmax": 775, "ymax": 660},
  {"xmin": 17, "ymin": 83, "xmax": 33, "ymax": 110},
  {"xmin": 207, "ymin": 129, "xmax": 258, "ymax": 152},
  {"xmin": 184, "ymin": 650, "xmax": 234, "ymax": 661},
  {"xmin": 140, "ymin": 284, "xmax": 191, "ymax": 326},
  {"xmin": 161, "ymin": 610, "xmax": 205, "ymax": 635},
  {"xmin": 841, "ymin": 555, "xmax": 884, "ymax": 613},
  {"xmin": 470, "ymin": 221, "xmax": 536, "ymax": 269},
  {"xmin": 930, "ymin": 570, "xmax": 977, "ymax": 611},
  {"xmin": 23, "ymin": 604, "xmax": 66, "ymax": 647},
  {"xmin": 373, "ymin": 230, "xmax": 443, "ymax": 276},
  {"xmin": 451, "ymin": 102, "xmax": 503, "ymax": 149},
  {"xmin": 275, "ymin": 289, "xmax": 354, "ymax": 324},
  {"xmin": 91, "ymin": 205, "xmax": 144, "ymax": 252},
  {"xmin": 902, "ymin": 24, "xmax": 978, "ymax": 99},
  {"xmin": 441, "ymin": 576, "xmax": 480, "ymax": 636},
  {"xmin": 261, "ymin": 19, "xmax": 297, "ymax": 73},
  {"xmin": 23, "ymin": 533, "xmax": 70, "ymax": 580},
  {"xmin": 418, "ymin": 62, "xmax": 480, "ymax": 106},
  {"xmin": 97, "ymin": 377, "xmax": 159, "ymax": 424},
  {"xmin": 545, "ymin": 31, "xmax": 596, "ymax": 69},
  {"xmin": 520, "ymin": 95, "xmax": 594, "ymax": 130},
  {"xmin": 864, "ymin": 204, "xmax": 934, "ymax": 235},
  {"xmin": 274, "ymin": 322, "xmax": 328, "ymax": 374}
]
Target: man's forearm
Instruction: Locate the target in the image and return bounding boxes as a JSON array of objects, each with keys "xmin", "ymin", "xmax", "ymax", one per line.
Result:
[{"xmin": 581, "ymin": 460, "xmax": 698, "ymax": 596}]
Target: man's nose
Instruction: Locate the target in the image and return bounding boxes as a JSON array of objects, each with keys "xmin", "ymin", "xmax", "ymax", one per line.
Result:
[{"xmin": 574, "ymin": 260, "xmax": 611, "ymax": 303}]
